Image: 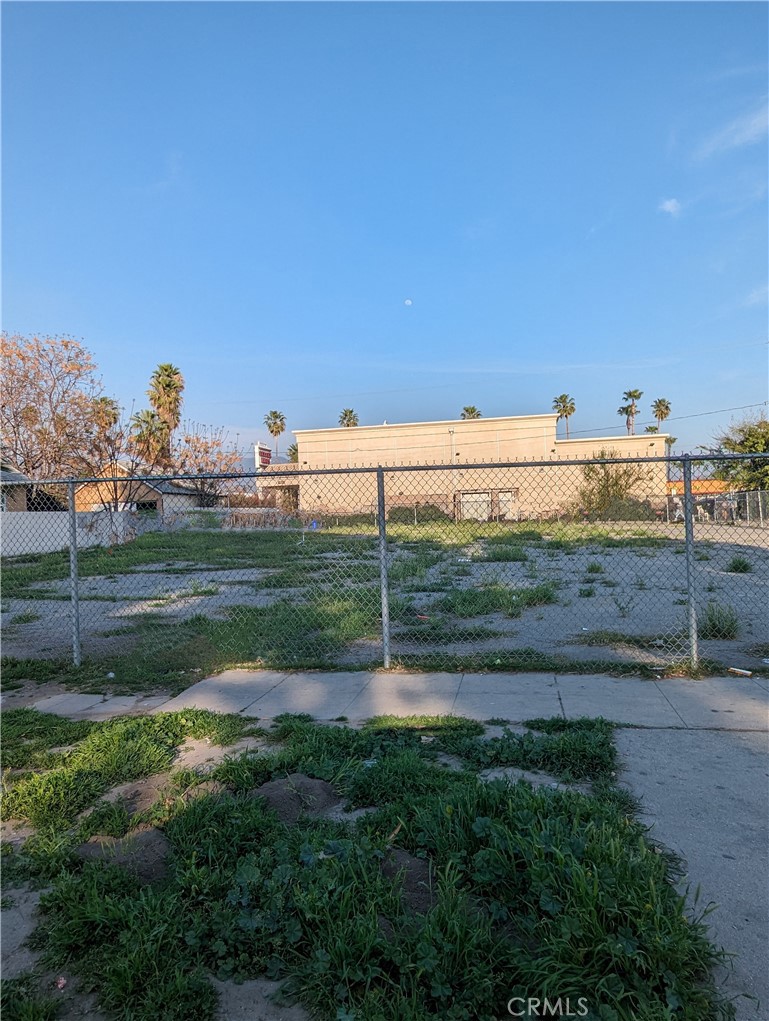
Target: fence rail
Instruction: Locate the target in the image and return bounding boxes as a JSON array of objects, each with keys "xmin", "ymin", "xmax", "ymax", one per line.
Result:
[{"xmin": 2, "ymin": 454, "xmax": 767, "ymax": 679}]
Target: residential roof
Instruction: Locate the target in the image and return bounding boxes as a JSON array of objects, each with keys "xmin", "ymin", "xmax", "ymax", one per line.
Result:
[{"xmin": 0, "ymin": 466, "xmax": 32, "ymax": 485}]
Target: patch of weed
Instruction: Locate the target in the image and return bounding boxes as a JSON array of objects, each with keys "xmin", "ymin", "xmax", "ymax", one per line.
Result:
[
  {"xmin": 439, "ymin": 583, "xmax": 557, "ymax": 618},
  {"xmin": 726, "ymin": 556, "xmax": 751, "ymax": 574},
  {"xmin": 698, "ymin": 603, "xmax": 740, "ymax": 641}
]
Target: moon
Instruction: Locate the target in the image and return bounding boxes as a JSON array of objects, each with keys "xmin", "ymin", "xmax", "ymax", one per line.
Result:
[{"xmin": 404, "ymin": 299, "xmax": 413, "ymax": 306}]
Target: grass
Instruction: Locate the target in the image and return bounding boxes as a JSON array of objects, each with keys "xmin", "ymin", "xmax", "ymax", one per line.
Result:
[
  {"xmin": 3, "ymin": 713, "xmax": 733, "ymax": 1021},
  {"xmin": 0, "ymin": 709, "xmax": 259, "ymax": 829},
  {"xmin": 2, "ymin": 523, "xmax": 749, "ymax": 688},
  {"xmin": 438, "ymin": 582, "xmax": 557, "ymax": 618},
  {"xmin": 698, "ymin": 603, "xmax": 740, "ymax": 641},
  {"xmin": 8, "ymin": 611, "xmax": 42, "ymax": 626},
  {"xmin": 573, "ymin": 629, "xmax": 686, "ymax": 651},
  {"xmin": 726, "ymin": 555, "xmax": 751, "ymax": 574}
]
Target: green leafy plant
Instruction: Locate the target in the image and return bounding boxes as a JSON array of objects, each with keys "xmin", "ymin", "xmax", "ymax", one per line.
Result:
[
  {"xmin": 726, "ymin": 556, "xmax": 751, "ymax": 574},
  {"xmin": 698, "ymin": 602, "xmax": 740, "ymax": 641}
]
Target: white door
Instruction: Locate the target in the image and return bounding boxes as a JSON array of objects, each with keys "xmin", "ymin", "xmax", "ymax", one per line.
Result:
[{"xmin": 460, "ymin": 492, "xmax": 491, "ymax": 521}]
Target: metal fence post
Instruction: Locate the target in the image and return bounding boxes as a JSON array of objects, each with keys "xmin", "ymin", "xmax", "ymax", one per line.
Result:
[
  {"xmin": 67, "ymin": 480, "xmax": 82, "ymax": 667},
  {"xmin": 376, "ymin": 467, "xmax": 391, "ymax": 669},
  {"xmin": 682, "ymin": 456, "xmax": 698, "ymax": 668}
]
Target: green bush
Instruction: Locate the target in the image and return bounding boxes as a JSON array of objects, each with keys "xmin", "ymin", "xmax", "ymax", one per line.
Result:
[{"xmin": 698, "ymin": 602, "xmax": 740, "ymax": 641}]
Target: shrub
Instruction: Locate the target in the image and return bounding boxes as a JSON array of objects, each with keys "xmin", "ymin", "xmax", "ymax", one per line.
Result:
[
  {"xmin": 726, "ymin": 556, "xmax": 751, "ymax": 574},
  {"xmin": 698, "ymin": 602, "xmax": 740, "ymax": 641}
]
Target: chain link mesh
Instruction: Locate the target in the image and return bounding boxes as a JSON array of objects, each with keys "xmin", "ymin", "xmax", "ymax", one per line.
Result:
[{"xmin": 1, "ymin": 456, "xmax": 766, "ymax": 681}]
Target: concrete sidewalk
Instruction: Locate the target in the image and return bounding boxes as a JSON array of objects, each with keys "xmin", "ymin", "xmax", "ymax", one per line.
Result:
[
  {"xmin": 9, "ymin": 669, "xmax": 769, "ymax": 1019},
  {"xmin": 23, "ymin": 669, "xmax": 768, "ymax": 730}
]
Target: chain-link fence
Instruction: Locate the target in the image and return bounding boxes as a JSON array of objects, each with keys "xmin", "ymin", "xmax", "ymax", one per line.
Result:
[{"xmin": 1, "ymin": 454, "xmax": 767, "ymax": 680}]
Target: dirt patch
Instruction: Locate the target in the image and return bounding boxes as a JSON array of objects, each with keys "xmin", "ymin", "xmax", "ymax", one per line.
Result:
[
  {"xmin": 96, "ymin": 772, "xmax": 173, "ymax": 818},
  {"xmin": 478, "ymin": 766, "xmax": 592, "ymax": 796},
  {"xmin": 249, "ymin": 774, "xmax": 343, "ymax": 825},
  {"xmin": 211, "ymin": 977, "xmax": 310, "ymax": 1020},
  {"xmin": 182, "ymin": 779, "xmax": 228, "ymax": 803},
  {"xmin": 0, "ymin": 819, "xmax": 36, "ymax": 848},
  {"xmin": 1, "ymin": 884, "xmax": 44, "ymax": 979},
  {"xmin": 380, "ymin": 847, "xmax": 436, "ymax": 915},
  {"xmin": 173, "ymin": 735, "xmax": 267, "ymax": 773},
  {"xmin": 75, "ymin": 824, "xmax": 171, "ymax": 884}
]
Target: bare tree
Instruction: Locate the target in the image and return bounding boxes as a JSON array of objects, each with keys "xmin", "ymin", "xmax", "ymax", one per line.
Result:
[
  {"xmin": 174, "ymin": 423, "xmax": 242, "ymax": 506},
  {"xmin": 1, "ymin": 333, "xmax": 106, "ymax": 479}
]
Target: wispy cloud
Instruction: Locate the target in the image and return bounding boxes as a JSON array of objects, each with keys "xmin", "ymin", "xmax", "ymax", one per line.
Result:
[
  {"xmin": 658, "ymin": 198, "xmax": 681, "ymax": 217},
  {"xmin": 744, "ymin": 284, "xmax": 768, "ymax": 307},
  {"xmin": 695, "ymin": 101, "xmax": 768, "ymax": 160}
]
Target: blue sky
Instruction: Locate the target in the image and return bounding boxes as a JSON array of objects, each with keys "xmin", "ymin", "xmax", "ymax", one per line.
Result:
[{"xmin": 3, "ymin": 1, "xmax": 767, "ymax": 461}]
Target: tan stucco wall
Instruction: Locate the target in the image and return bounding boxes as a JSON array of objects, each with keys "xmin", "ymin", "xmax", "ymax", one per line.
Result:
[
  {"xmin": 1, "ymin": 486, "xmax": 28, "ymax": 512},
  {"xmin": 75, "ymin": 479, "xmax": 163, "ymax": 512},
  {"xmin": 294, "ymin": 414, "xmax": 560, "ymax": 468}
]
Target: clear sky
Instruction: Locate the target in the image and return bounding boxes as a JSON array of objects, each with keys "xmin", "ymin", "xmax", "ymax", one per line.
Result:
[{"xmin": 3, "ymin": 1, "xmax": 767, "ymax": 462}]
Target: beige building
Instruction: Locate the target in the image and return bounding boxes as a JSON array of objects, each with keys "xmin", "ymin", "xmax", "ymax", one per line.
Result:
[
  {"xmin": 259, "ymin": 414, "xmax": 670, "ymax": 522},
  {"xmin": 74, "ymin": 462, "xmax": 201, "ymax": 515}
]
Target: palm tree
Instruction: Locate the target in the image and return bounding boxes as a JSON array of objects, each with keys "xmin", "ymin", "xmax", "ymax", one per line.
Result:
[
  {"xmin": 339, "ymin": 408, "xmax": 359, "ymax": 427},
  {"xmin": 129, "ymin": 409, "xmax": 166, "ymax": 463},
  {"xmin": 286, "ymin": 442, "xmax": 299, "ymax": 463},
  {"xmin": 147, "ymin": 364, "xmax": 184, "ymax": 464},
  {"xmin": 617, "ymin": 404, "xmax": 633, "ymax": 435},
  {"xmin": 644, "ymin": 425, "xmax": 659, "ymax": 433},
  {"xmin": 460, "ymin": 406, "xmax": 482, "ymax": 419},
  {"xmin": 651, "ymin": 397, "xmax": 671, "ymax": 432},
  {"xmin": 264, "ymin": 410, "xmax": 286, "ymax": 456},
  {"xmin": 552, "ymin": 394, "xmax": 576, "ymax": 439},
  {"xmin": 620, "ymin": 389, "xmax": 643, "ymax": 435}
]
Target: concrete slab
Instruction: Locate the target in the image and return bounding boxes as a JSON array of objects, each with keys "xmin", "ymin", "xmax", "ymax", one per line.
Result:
[
  {"xmin": 658, "ymin": 678, "xmax": 769, "ymax": 730},
  {"xmin": 157, "ymin": 670, "xmax": 290, "ymax": 715},
  {"xmin": 344, "ymin": 672, "xmax": 462, "ymax": 719},
  {"xmin": 244, "ymin": 671, "xmax": 376, "ymax": 718},
  {"xmin": 556, "ymin": 675, "xmax": 683, "ymax": 727},
  {"xmin": 616, "ymin": 728, "xmax": 769, "ymax": 1020},
  {"xmin": 32, "ymin": 693, "xmax": 105, "ymax": 716},
  {"xmin": 455, "ymin": 673, "xmax": 561, "ymax": 720},
  {"xmin": 68, "ymin": 695, "xmax": 146, "ymax": 721}
]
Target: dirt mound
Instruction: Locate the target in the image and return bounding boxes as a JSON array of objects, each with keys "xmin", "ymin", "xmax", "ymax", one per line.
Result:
[
  {"xmin": 99, "ymin": 772, "xmax": 173, "ymax": 817},
  {"xmin": 380, "ymin": 848, "xmax": 436, "ymax": 915},
  {"xmin": 75, "ymin": 824, "xmax": 171, "ymax": 884},
  {"xmin": 249, "ymin": 773, "xmax": 343, "ymax": 825}
]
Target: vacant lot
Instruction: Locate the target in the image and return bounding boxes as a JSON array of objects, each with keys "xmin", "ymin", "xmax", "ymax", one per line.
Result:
[{"xmin": 2, "ymin": 521, "xmax": 767, "ymax": 692}]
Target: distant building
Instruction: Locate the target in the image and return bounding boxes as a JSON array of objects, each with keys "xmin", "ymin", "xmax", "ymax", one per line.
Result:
[
  {"xmin": 74, "ymin": 461, "xmax": 201, "ymax": 515},
  {"xmin": 258, "ymin": 413, "xmax": 669, "ymax": 521}
]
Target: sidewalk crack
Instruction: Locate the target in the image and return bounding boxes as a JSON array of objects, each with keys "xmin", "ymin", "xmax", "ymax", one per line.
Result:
[{"xmin": 653, "ymin": 681, "xmax": 689, "ymax": 728}]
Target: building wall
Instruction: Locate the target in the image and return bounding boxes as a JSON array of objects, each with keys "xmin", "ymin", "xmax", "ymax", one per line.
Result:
[
  {"xmin": 75, "ymin": 479, "xmax": 164, "ymax": 512},
  {"xmin": 259, "ymin": 417, "xmax": 670, "ymax": 520},
  {"xmin": 1, "ymin": 486, "xmax": 28, "ymax": 512},
  {"xmin": 294, "ymin": 414, "xmax": 559, "ymax": 468}
]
